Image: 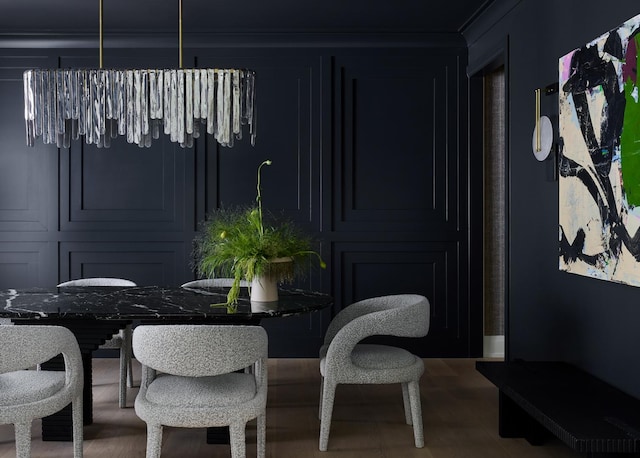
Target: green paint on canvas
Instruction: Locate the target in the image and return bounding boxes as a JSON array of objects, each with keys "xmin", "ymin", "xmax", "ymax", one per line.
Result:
[{"xmin": 621, "ymin": 37, "xmax": 640, "ymax": 207}]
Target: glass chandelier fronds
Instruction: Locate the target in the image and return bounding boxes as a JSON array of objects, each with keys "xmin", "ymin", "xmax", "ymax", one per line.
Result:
[{"xmin": 23, "ymin": 68, "xmax": 256, "ymax": 148}]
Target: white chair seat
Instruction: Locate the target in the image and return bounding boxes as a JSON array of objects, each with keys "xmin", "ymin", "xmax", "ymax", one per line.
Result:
[
  {"xmin": 0, "ymin": 371, "xmax": 66, "ymax": 405},
  {"xmin": 320, "ymin": 344, "xmax": 419, "ymax": 375},
  {"xmin": 146, "ymin": 373, "xmax": 256, "ymax": 407}
]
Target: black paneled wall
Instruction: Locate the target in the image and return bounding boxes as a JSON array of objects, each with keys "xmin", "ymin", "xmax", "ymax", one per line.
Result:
[{"xmin": 0, "ymin": 42, "xmax": 474, "ymax": 357}]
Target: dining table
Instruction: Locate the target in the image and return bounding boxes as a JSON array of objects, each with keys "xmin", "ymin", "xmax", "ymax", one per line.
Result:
[{"xmin": 0, "ymin": 285, "xmax": 333, "ymax": 442}]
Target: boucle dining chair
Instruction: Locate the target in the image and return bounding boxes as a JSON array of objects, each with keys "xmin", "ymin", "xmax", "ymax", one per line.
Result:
[
  {"xmin": 0, "ymin": 325, "xmax": 83, "ymax": 458},
  {"xmin": 57, "ymin": 277, "xmax": 136, "ymax": 408},
  {"xmin": 318, "ymin": 294, "xmax": 430, "ymax": 451},
  {"xmin": 133, "ymin": 324, "xmax": 268, "ymax": 458}
]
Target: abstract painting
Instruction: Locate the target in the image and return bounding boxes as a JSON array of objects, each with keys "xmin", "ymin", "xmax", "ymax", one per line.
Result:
[{"xmin": 559, "ymin": 13, "xmax": 640, "ymax": 285}]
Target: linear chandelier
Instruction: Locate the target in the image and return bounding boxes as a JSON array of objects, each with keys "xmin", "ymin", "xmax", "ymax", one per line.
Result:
[{"xmin": 22, "ymin": 0, "xmax": 256, "ymax": 149}]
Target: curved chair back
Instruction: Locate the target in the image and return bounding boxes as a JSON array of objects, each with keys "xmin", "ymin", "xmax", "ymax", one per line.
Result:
[
  {"xmin": 0, "ymin": 325, "xmax": 82, "ymax": 376},
  {"xmin": 324, "ymin": 294, "xmax": 429, "ymax": 346},
  {"xmin": 0, "ymin": 325, "xmax": 84, "ymax": 458},
  {"xmin": 133, "ymin": 325, "xmax": 267, "ymax": 377},
  {"xmin": 56, "ymin": 276, "xmax": 136, "ymax": 409},
  {"xmin": 319, "ymin": 295, "xmax": 430, "ymax": 451},
  {"xmin": 57, "ymin": 277, "xmax": 136, "ymax": 287}
]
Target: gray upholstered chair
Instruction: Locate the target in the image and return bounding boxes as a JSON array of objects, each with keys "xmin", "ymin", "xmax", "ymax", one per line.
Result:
[
  {"xmin": 133, "ymin": 325, "xmax": 268, "ymax": 458},
  {"xmin": 0, "ymin": 325, "xmax": 83, "ymax": 458},
  {"xmin": 181, "ymin": 278, "xmax": 249, "ymax": 288},
  {"xmin": 318, "ymin": 294, "xmax": 430, "ymax": 451},
  {"xmin": 57, "ymin": 277, "xmax": 136, "ymax": 408}
]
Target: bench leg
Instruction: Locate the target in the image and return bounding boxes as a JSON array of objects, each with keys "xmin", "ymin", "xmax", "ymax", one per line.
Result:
[{"xmin": 498, "ymin": 391, "xmax": 549, "ymax": 445}]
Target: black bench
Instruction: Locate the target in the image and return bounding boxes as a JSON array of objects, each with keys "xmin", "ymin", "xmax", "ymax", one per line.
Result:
[{"xmin": 476, "ymin": 361, "xmax": 640, "ymax": 455}]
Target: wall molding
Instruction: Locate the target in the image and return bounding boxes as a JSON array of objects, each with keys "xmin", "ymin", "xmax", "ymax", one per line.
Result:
[{"xmin": 0, "ymin": 32, "xmax": 467, "ymax": 50}]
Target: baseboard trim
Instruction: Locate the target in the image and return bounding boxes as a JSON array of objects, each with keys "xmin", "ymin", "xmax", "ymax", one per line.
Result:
[{"xmin": 483, "ymin": 335, "xmax": 505, "ymax": 358}]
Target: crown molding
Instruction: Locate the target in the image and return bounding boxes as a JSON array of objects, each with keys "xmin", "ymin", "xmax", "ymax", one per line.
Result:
[
  {"xmin": 461, "ymin": 0, "xmax": 522, "ymax": 47},
  {"xmin": 0, "ymin": 31, "xmax": 467, "ymax": 50}
]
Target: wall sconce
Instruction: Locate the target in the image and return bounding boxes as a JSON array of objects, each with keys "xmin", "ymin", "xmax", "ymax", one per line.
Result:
[{"xmin": 532, "ymin": 87, "xmax": 553, "ymax": 161}]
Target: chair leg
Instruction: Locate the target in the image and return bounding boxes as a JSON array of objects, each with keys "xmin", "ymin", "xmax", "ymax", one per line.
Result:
[
  {"xmin": 127, "ymin": 355, "xmax": 134, "ymax": 388},
  {"xmin": 319, "ymin": 379, "xmax": 337, "ymax": 452},
  {"xmin": 401, "ymin": 382, "xmax": 412, "ymax": 425},
  {"xmin": 256, "ymin": 412, "xmax": 266, "ymax": 458},
  {"xmin": 145, "ymin": 424, "xmax": 163, "ymax": 458},
  {"xmin": 14, "ymin": 421, "xmax": 31, "ymax": 458},
  {"xmin": 229, "ymin": 422, "xmax": 247, "ymax": 458},
  {"xmin": 72, "ymin": 394, "xmax": 84, "ymax": 458},
  {"xmin": 318, "ymin": 376, "xmax": 324, "ymax": 420},
  {"xmin": 119, "ymin": 345, "xmax": 127, "ymax": 408},
  {"xmin": 408, "ymin": 380, "xmax": 425, "ymax": 448},
  {"xmin": 125, "ymin": 325, "xmax": 135, "ymax": 388}
]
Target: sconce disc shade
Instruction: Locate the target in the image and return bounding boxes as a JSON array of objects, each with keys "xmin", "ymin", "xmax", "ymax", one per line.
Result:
[
  {"xmin": 23, "ymin": 67, "xmax": 256, "ymax": 149},
  {"xmin": 532, "ymin": 115, "xmax": 553, "ymax": 161}
]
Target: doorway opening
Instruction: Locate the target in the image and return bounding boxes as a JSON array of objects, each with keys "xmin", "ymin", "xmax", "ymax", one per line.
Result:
[
  {"xmin": 470, "ymin": 53, "xmax": 509, "ymax": 360},
  {"xmin": 482, "ymin": 65, "xmax": 506, "ymax": 358}
]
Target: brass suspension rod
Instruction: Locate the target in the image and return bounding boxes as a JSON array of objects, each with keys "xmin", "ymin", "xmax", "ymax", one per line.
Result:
[
  {"xmin": 179, "ymin": 0, "xmax": 183, "ymax": 68},
  {"xmin": 99, "ymin": 0, "xmax": 104, "ymax": 68},
  {"xmin": 99, "ymin": 0, "xmax": 184, "ymax": 69}
]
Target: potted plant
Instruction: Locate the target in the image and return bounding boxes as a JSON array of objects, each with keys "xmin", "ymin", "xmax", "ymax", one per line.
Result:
[{"xmin": 194, "ymin": 159, "xmax": 326, "ymax": 310}]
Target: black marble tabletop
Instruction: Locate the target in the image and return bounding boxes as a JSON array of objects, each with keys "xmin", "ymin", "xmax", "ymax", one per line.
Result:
[{"xmin": 0, "ymin": 286, "xmax": 333, "ymax": 321}]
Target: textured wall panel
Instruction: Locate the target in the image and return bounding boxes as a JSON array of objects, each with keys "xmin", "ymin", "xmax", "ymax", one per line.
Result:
[
  {"xmin": 333, "ymin": 53, "xmax": 462, "ymax": 233},
  {"xmin": 0, "ymin": 57, "xmax": 55, "ymax": 232},
  {"xmin": 59, "ymin": 141, "xmax": 186, "ymax": 232},
  {"xmin": 59, "ymin": 242, "xmax": 186, "ymax": 287},
  {"xmin": 0, "ymin": 242, "xmax": 50, "ymax": 288},
  {"xmin": 196, "ymin": 53, "xmax": 321, "ymax": 232},
  {"xmin": 332, "ymin": 241, "xmax": 467, "ymax": 357}
]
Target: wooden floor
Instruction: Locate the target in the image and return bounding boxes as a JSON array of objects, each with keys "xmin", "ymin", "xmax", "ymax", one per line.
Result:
[{"xmin": 0, "ymin": 358, "xmax": 583, "ymax": 458}]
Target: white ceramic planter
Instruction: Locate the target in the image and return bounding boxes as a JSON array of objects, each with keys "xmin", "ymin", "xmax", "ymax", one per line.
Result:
[
  {"xmin": 250, "ymin": 275, "xmax": 279, "ymax": 302},
  {"xmin": 249, "ymin": 257, "xmax": 292, "ymax": 303}
]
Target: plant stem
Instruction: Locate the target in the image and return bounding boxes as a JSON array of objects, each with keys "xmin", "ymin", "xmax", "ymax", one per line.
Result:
[{"xmin": 256, "ymin": 159, "xmax": 272, "ymax": 237}]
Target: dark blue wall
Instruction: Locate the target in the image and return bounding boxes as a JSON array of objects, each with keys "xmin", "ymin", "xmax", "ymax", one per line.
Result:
[
  {"xmin": 466, "ymin": 0, "xmax": 640, "ymax": 397},
  {"xmin": 0, "ymin": 32, "xmax": 476, "ymax": 357}
]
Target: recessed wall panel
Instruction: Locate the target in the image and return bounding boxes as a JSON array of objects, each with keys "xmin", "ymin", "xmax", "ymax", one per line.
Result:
[
  {"xmin": 59, "ymin": 140, "xmax": 185, "ymax": 231},
  {"xmin": 0, "ymin": 57, "xmax": 55, "ymax": 232},
  {"xmin": 59, "ymin": 242, "xmax": 186, "ymax": 287},
  {"xmin": 0, "ymin": 242, "xmax": 49, "ymax": 288},
  {"xmin": 333, "ymin": 53, "xmax": 462, "ymax": 233},
  {"xmin": 333, "ymin": 241, "xmax": 466, "ymax": 356},
  {"xmin": 197, "ymin": 53, "xmax": 321, "ymax": 231}
]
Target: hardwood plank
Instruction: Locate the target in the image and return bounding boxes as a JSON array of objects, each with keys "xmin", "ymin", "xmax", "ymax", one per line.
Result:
[{"xmin": 0, "ymin": 358, "xmax": 583, "ymax": 457}]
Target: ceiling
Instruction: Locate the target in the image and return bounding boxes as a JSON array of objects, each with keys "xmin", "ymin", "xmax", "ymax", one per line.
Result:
[{"xmin": 1, "ymin": 0, "xmax": 494, "ymax": 35}]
